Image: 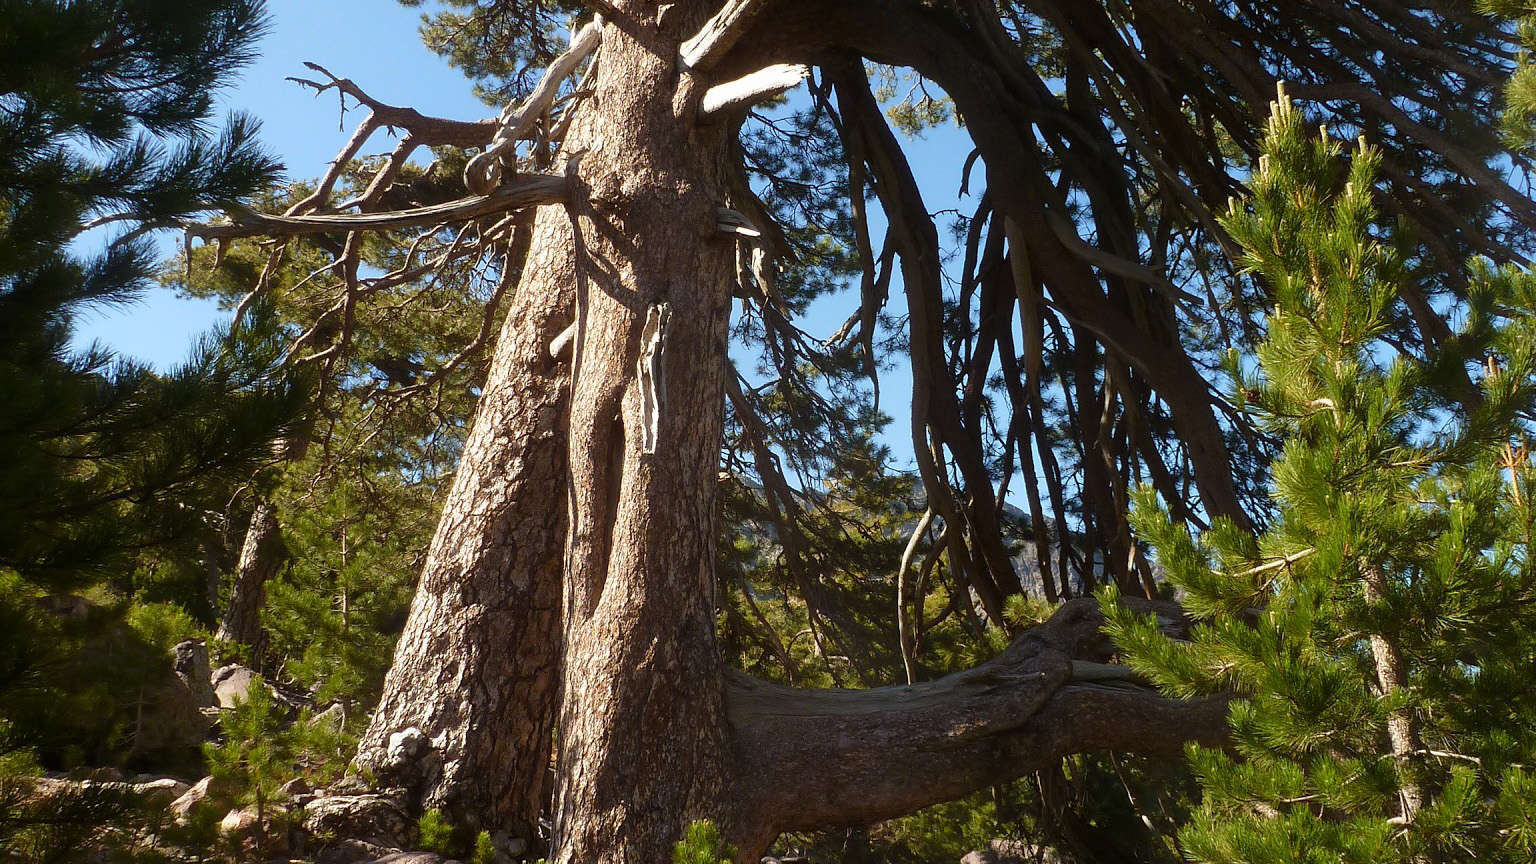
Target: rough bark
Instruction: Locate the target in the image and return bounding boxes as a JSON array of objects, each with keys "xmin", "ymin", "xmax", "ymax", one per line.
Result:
[
  {"xmin": 353, "ymin": 211, "xmax": 574, "ymax": 839},
  {"xmin": 724, "ymin": 598, "xmax": 1228, "ymax": 856},
  {"xmin": 216, "ymin": 499, "xmax": 285, "ymax": 656},
  {"xmin": 550, "ymin": 4, "xmax": 739, "ymax": 860}
]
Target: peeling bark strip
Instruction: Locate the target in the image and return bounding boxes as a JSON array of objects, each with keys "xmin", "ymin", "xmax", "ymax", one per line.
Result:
[{"xmin": 637, "ymin": 302, "xmax": 672, "ymax": 455}]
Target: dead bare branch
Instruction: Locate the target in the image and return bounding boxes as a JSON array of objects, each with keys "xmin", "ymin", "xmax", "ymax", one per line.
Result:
[{"xmin": 186, "ymin": 175, "xmax": 567, "ymax": 242}]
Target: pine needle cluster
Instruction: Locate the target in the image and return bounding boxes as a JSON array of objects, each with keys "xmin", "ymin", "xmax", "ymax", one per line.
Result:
[{"xmin": 1105, "ymin": 94, "xmax": 1536, "ymax": 863}]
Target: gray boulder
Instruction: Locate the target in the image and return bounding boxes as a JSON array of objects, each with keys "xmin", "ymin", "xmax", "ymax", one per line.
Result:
[
  {"xmin": 373, "ymin": 854, "xmax": 463, "ymax": 864},
  {"xmin": 302, "ymin": 793, "xmax": 413, "ymax": 850},
  {"xmin": 169, "ymin": 775, "xmax": 219, "ymax": 821},
  {"xmin": 212, "ymin": 664, "xmax": 263, "ymax": 708},
  {"xmin": 173, "ymin": 639, "xmax": 217, "ymax": 708}
]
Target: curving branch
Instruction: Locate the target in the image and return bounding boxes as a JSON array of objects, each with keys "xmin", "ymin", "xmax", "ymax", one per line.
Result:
[
  {"xmin": 680, "ymin": 0, "xmax": 774, "ymax": 72},
  {"xmin": 464, "ymin": 17, "xmax": 603, "ymax": 194}
]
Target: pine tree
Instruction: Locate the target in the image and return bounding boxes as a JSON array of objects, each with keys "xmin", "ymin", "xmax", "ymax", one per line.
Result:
[
  {"xmin": 0, "ymin": 0, "xmax": 303, "ymax": 588},
  {"xmin": 1105, "ymin": 93, "xmax": 1536, "ymax": 864}
]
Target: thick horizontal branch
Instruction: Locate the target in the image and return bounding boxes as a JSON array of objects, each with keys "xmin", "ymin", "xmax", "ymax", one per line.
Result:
[
  {"xmin": 726, "ymin": 598, "xmax": 1225, "ymax": 842},
  {"xmin": 186, "ymin": 174, "xmax": 567, "ymax": 242}
]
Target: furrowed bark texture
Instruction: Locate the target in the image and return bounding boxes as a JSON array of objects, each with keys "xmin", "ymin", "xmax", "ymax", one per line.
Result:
[
  {"xmin": 551, "ymin": 5, "xmax": 738, "ymax": 861},
  {"xmin": 354, "ymin": 214, "xmax": 574, "ymax": 837}
]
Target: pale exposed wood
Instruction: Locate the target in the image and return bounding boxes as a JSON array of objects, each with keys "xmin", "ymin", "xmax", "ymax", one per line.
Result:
[
  {"xmin": 895, "ymin": 508, "xmax": 933, "ymax": 686},
  {"xmin": 464, "ymin": 19, "xmax": 603, "ymax": 194},
  {"xmin": 679, "ymin": 0, "xmax": 772, "ymax": 71},
  {"xmin": 188, "ymin": 175, "xmax": 566, "ymax": 243},
  {"xmin": 637, "ymin": 303, "xmax": 672, "ymax": 455},
  {"xmin": 549, "ymin": 322, "xmax": 577, "ymax": 360},
  {"xmin": 699, "ymin": 63, "xmax": 808, "ymax": 117}
]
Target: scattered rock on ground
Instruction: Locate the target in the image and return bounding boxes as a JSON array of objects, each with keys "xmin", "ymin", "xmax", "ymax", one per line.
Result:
[
  {"xmin": 315, "ymin": 838, "xmax": 399, "ymax": 864},
  {"xmin": 169, "ymin": 775, "xmax": 218, "ymax": 820},
  {"xmin": 212, "ymin": 664, "xmax": 263, "ymax": 708},
  {"xmin": 24, "ymin": 775, "xmax": 191, "ymax": 810},
  {"xmin": 489, "ymin": 829, "xmax": 527, "ymax": 863},
  {"xmin": 960, "ymin": 840, "xmax": 1065, "ymax": 864},
  {"xmin": 128, "ymin": 777, "xmax": 191, "ymax": 807},
  {"xmin": 302, "ymin": 793, "xmax": 413, "ymax": 850},
  {"xmin": 218, "ymin": 806, "xmax": 259, "ymax": 836},
  {"xmin": 373, "ymin": 853, "xmax": 463, "ymax": 864},
  {"xmin": 35, "ymin": 593, "xmax": 94, "ymax": 619},
  {"xmin": 75, "ymin": 766, "xmax": 125, "ymax": 782},
  {"xmin": 307, "ymin": 702, "xmax": 345, "ymax": 731},
  {"xmin": 218, "ymin": 805, "xmax": 290, "ymax": 856},
  {"xmin": 128, "ymin": 670, "xmax": 211, "ymax": 768}
]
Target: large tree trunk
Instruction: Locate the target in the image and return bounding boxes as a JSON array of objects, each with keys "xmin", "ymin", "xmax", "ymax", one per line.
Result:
[
  {"xmin": 540, "ymin": 11, "xmax": 1228, "ymax": 863},
  {"xmin": 353, "ymin": 223, "xmax": 573, "ymax": 839},
  {"xmin": 550, "ymin": 6, "xmax": 739, "ymax": 861},
  {"xmin": 347, "ymin": 7, "xmax": 1230, "ymax": 861}
]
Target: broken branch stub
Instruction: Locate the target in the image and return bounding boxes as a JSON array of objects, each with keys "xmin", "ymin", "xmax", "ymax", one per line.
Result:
[
  {"xmin": 699, "ymin": 64, "xmax": 809, "ymax": 119},
  {"xmin": 715, "ymin": 207, "xmax": 762, "ymax": 237}
]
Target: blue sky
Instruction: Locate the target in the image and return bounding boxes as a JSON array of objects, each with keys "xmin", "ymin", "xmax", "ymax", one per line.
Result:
[
  {"xmin": 71, "ymin": 0, "xmax": 490, "ymax": 365},
  {"xmin": 70, "ymin": 0, "xmax": 982, "ymax": 475}
]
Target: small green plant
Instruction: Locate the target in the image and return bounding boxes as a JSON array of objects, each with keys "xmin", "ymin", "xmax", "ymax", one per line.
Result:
[
  {"xmin": 673, "ymin": 819, "xmax": 736, "ymax": 864},
  {"xmin": 471, "ymin": 830, "xmax": 497, "ymax": 864},
  {"xmin": 417, "ymin": 809, "xmax": 458, "ymax": 855},
  {"xmin": 1107, "ymin": 90, "xmax": 1536, "ymax": 864},
  {"xmin": 203, "ymin": 682, "xmax": 290, "ymax": 826}
]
